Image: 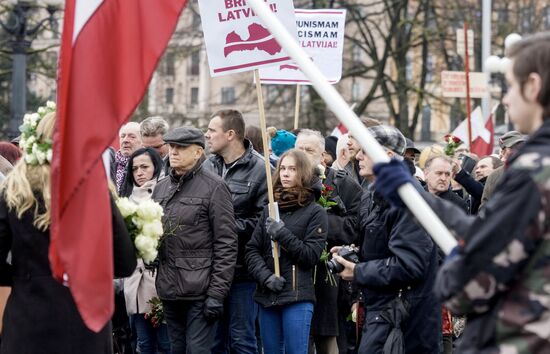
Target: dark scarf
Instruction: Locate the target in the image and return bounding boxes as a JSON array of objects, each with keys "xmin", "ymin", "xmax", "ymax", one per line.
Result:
[
  {"xmin": 115, "ymin": 150, "xmax": 130, "ymax": 193},
  {"xmin": 274, "ymin": 186, "xmax": 314, "ymax": 211}
]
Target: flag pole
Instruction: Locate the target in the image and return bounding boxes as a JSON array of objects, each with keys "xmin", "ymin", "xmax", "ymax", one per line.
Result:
[
  {"xmin": 248, "ymin": 0, "xmax": 457, "ymax": 254},
  {"xmin": 464, "ymin": 23, "xmax": 473, "ymax": 149},
  {"xmin": 294, "ymin": 84, "xmax": 301, "ymax": 130},
  {"xmin": 254, "ymin": 69, "xmax": 281, "ymax": 276}
]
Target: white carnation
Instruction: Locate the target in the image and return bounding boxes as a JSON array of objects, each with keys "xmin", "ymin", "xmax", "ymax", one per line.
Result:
[
  {"xmin": 35, "ymin": 150, "xmax": 46, "ymax": 165},
  {"xmin": 46, "ymin": 149, "xmax": 53, "ymax": 163},
  {"xmin": 30, "ymin": 113, "xmax": 39, "ymax": 124},
  {"xmin": 24, "ymin": 153, "xmax": 37, "ymax": 165},
  {"xmin": 141, "ymin": 219, "xmax": 163, "ymax": 238},
  {"xmin": 23, "ymin": 114, "xmax": 32, "ymax": 125},
  {"xmin": 46, "ymin": 101, "xmax": 56, "ymax": 110},
  {"xmin": 37, "ymin": 107, "xmax": 46, "ymax": 115},
  {"xmin": 26, "ymin": 135, "xmax": 36, "ymax": 145},
  {"xmin": 116, "ymin": 197, "xmax": 138, "ymax": 218},
  {"xmin": 136, "ymin": 200, "xmax": 164, "ymax": 221}
]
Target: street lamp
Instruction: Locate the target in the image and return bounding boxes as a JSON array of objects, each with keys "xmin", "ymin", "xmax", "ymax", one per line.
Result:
[
  {"xmin": 0, "ymin": 0, "xmax": 62, "ymax": 139},
  {"xmin": 485, "ymin": 33, "xmax": 521, "ymax": 131}
]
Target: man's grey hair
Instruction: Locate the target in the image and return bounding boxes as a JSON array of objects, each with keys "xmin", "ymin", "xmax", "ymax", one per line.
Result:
[
  {"xmin": 297, "ymin": 129, "xmax": 325, "ymax": 151},
  {"xmin": 424, "ymin": 155, "xmax": 453, "ymax": 171},
  {"xmin": 140, "ymin": 116, "xmax": 169, "ymax": 137}
]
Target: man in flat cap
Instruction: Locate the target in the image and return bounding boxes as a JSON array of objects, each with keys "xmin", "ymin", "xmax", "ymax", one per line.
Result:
[
  {"xmin": 330, "ymin": 125, "xmax": 441, "ymax": 354},
  {"xmin": 152, "ymin": 127, "xmax": 238, "ymax": 354},
  {"xmin": 480, "ymin": 130, "xmax": 526, "ymax": 207}
]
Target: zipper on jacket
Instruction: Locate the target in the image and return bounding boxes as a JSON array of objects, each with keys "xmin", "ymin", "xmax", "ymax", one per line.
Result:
[{"xmin": 292, "ymin": 265, "xmax": 296, "ymax": 292}]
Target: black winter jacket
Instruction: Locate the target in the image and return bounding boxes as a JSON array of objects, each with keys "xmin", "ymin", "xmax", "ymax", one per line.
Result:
[
  {"xmin": 0, "ymin": 195, "xmax": 136, "ymax": 354},
  {"xmin": 153, "ymin": 157, "xmax": 238, "ymax": 301},
  {"xmin": 354, "ymin": 188, "xmax": 441, "ymax": 353},
  {"xmin": 311, "ymin": 167, "xmax": 361, "ymax": 336},
  {"xmin": 202, "ymin": 140, "xmax": 268, "ymax": 281},
  {"xmin": 245, "ymin": 199, "xmax": 327, "ymax": 308}
]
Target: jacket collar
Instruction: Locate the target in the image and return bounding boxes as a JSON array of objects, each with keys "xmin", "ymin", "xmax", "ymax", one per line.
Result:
[
  {"xmin": 210, "ymin": 139, "xmax": 255, "ymax": 170},
  {"xmin": 507, "ymin": 120, "xmax": 550, "ymax": 166}
]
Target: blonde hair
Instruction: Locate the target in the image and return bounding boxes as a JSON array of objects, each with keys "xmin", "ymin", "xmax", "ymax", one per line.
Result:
[
  {"xmin": 1, "ymin": 111, "xmax": 55, "ymax": 231},
  {"xmin": 418, "ymin": 145, "xmax": 445, "ymax": 170}
]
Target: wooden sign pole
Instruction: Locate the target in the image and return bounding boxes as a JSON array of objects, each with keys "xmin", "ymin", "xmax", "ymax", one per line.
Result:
[{"xmin": 254, "ymin": 69, "xmax": 280, "ymax": 277}]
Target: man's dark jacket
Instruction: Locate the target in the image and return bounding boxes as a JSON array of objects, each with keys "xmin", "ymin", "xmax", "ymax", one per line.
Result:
[
  {"xmin": 311, "ymin": 167, "xmax": 362, "ymax": 337},
  {"xmin": 202, "ymin": 139, "xmax": 268, "ymax": 281},
  {"xmin": 153, "ymin": 156, "xmax": 238, "ymax": 301},
  {"xmin": 354, "ymin": 188, "xmax": 441, "ymax": 353}
]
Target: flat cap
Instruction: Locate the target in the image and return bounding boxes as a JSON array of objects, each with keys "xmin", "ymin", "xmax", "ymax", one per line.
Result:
[
  {"xmin": 499, "ymin": 131, "xmax": 525, "ymax": 149},
  {"xmin": 367, "ymin": 125, "xmax": 406, "ymax": 155},
  {"xmin": 163, "ymin": 127, "xmax": 205, "ymax": 149}
]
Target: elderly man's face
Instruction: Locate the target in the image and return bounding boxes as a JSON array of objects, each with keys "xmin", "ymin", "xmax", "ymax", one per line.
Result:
[
  {"xmin": 295, "ymin": 134, "xmax": 323, "ymax": 167},
  {"xmin": 169, "ymin": 144, "xmax": 203, "ymax": 175},
  {"xmin": 119, "ymin": 124, "xmax": 142, "ymax": 157},
  {"xmin": 425, "ymin": 158, "xmax": 452, "ymax": 195}
]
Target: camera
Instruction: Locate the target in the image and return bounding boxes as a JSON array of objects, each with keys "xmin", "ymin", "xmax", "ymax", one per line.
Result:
[{"xmin": 327, "ymin": 246, "xmax": 359, "ymax": 274}]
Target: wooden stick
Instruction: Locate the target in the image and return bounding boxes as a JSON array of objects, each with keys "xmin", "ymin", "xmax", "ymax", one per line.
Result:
[
  {"xmin": 254, "ymin": 69, "xmax": 280, "ymax": 277},
  {"xmin": 294, "ymin": 84, "xmax": 301, "ymax": 130}
]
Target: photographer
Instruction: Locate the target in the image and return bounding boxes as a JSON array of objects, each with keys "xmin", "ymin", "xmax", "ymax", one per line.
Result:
[{"xmin": 330, "ymin": 125, "xmax": 440, "ymax": 354}]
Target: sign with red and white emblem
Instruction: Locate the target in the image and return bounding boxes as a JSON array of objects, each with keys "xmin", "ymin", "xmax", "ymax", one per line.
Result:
[{"xmin": 198, "ymin": 0, "xmax": 298, "ymax": 77}]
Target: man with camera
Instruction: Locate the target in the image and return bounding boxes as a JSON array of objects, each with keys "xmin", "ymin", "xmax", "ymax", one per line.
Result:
[{"xmin": 330, "ymin": 125, "xmax": 441, "ymax": 354}]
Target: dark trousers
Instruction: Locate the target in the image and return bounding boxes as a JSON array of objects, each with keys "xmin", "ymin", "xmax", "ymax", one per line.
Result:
[{"xmin": 163, "ymin": 300, "xmax": 216, "ymax": 354}]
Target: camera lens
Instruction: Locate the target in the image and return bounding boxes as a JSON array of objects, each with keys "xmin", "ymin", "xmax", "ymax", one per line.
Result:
[{"xmin": 327, "ymin": 258, "xmax": 344, "ymax": 274}]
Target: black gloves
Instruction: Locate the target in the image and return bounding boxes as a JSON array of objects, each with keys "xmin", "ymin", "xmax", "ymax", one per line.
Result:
[
  {"xmin": 264, "ymin": 274, "xmax": 286, "ymax": 293},
  {"xmin": 203, "ymin": 297, "xmax": 224, "ymax": 322},
  {"xmin": 266, "ymin": 217, "xmax": 285, "ymax": 241}
]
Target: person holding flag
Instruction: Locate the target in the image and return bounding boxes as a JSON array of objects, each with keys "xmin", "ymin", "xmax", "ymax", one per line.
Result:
[{"xmin": 370, "ymin": 32, "xmax": 550, "ymax": 353}]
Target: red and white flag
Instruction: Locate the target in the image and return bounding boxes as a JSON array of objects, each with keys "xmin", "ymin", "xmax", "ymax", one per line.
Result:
[
  {"xmin": 451, "ymin": 106, "xmax": 494, "ymax": 157},
  {"xmin": 52, "ymin": 0, "xmax": 188, "ymax": 332}
]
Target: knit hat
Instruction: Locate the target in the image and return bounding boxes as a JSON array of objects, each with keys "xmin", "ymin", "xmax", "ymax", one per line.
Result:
[{"xmin": 271, "ymin": 130, "xmax": 296, "ymax": 157}]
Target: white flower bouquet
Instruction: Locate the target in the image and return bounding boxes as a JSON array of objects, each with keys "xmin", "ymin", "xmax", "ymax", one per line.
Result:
[{"xmin": 116, "ymin": 198, "xmax": 164, "ymax": 264}]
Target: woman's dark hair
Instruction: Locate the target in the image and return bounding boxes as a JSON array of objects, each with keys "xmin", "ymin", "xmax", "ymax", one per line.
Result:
[
  {"xmin": 245, "ymin": 125, "xmax": 264, "ymax": 154},
  {"xmin": 120, "ymin": 147, "xmax": 163, "ymax": 197},
  {"xmin": 272, "ymin": 148, "xmax": 313, "ymax": 189}
]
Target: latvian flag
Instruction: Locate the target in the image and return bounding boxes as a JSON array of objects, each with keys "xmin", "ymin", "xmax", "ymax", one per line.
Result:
[{"xmin": 51, "ymin": 0, "xmax": 188, "ymax": 331}]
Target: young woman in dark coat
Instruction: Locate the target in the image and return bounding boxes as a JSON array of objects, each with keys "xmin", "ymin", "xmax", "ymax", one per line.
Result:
[
  {"xmin": 0, "ymin": 112, "xmax": 136, "ymax": 354},
  {"xmin": 245, "ymin": 149, "xmax": 328, "ymax": 354}
]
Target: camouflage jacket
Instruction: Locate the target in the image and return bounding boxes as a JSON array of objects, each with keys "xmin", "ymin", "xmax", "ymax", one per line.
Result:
[{"xmin": 425, "ymin": 120, "xmax": 550, "ymax": 354}]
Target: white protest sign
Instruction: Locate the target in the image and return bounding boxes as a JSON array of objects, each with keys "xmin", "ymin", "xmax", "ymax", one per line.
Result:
[
  {"xmin": 198, "ymin": 0, "xmax": 298, "ymax": 77},
  {"xmin": 258, "ymin": 9, "xmax": 346, "ymax": 85},
  {"xmin": 441, "ymin": 71, "xmax": 488, "ymax": 98}
]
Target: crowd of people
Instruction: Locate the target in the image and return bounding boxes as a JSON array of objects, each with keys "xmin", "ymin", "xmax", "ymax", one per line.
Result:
[{"xmin": 0, "ymin": 32, "xmax": 549, "ymax": 354}]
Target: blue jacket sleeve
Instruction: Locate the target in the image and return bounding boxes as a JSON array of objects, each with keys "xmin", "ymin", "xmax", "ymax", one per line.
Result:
[{"xmin": 353, "ymin": 208, "xmax": 434, "ymax": 289}]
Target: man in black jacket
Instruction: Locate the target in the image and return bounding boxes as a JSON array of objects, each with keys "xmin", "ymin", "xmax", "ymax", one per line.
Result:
[
  {"xmin": 331, "ymin": 125, "xmax": 441, "ymax": 354},
  {"xmin": 203, "ymin": 110, "xmax": 268, "ymax": 354},
  {"xmin": 295, "ymin": 129, "xmax": 362, "ymax": 354},
  {"xmin": 153, "ymin": 127, "xmax": 238, "ymax": 354}
]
